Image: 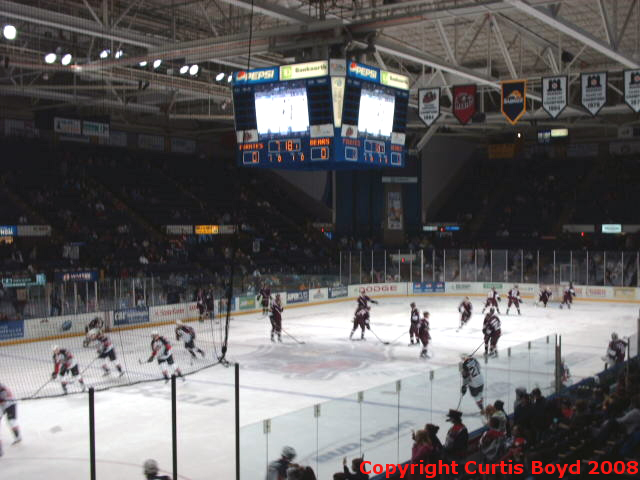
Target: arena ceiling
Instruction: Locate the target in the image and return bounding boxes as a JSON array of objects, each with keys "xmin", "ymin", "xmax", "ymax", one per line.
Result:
[{"xmin": 1, "ymin": 0, "xmax": 640, "ymax": 142}]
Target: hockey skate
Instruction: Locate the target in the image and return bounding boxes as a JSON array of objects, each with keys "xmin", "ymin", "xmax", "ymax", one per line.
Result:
[
  {"xmin": 102, "ymin": 369, "xmax": 110, "ymax": 377},
  {"xmin": 12, "ymin": 436, "xmax": 21, "ymax": 445},
  {"xmin": 408, "ymin": 339, "xmax": 415, "ymax": 346},
  {"xmin": 277, "ymin": 334, "xmax": 282, "ymax": 343}
]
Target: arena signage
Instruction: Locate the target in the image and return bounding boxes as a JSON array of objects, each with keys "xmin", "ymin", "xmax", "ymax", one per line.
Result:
[
  {"xmin": 624, "ymin": 69, "xmax": 640, "ymax": 112},
  {"xmin": 452, "ymin": 85, "xmax": 476, "ymax": 125},
  {"xmin": 234, "ymin": 67, "xmax": 279, "ymax": 84},
  {"xmin": 418, "ymin": 88, "xmax": 440, "ymax": 127},
  {"xmin": 412, "ymin": 282, "xmax": 445, "ymax": 294},
  {"xmin": 280, "ymin": 61, "xmax": 328, "ymax": 81},
  {"xmin": 0, "ymin": 320, "xmax": 24, "ymax": 341},
  {"xmin": 581, "ymin": 72, "xmax": 607, "ymax": 116},
  {"xmin": 614, "ymin": 287, "xmax": 636, "ymax": 300},
  {"xmin": 238, "ymin": 296, "xmax": 256, "ymax": 310},
  {"xmin": 347, "ymin": 62, "xmax": 379, "ymax": 82},
  {"xmin": 55, "ymin": 271, "xmax": 99, "ymax": 282},
  {"xmin": 542, "ymin": 76, "xmax": 568, "ymax": 118},
  {"xmin": 113, "ymin": 306, "xmax": 150, "ymax": 326},
  {"xmin": 286, "ymin": 290, "xmax": 309, "ymax": 304},
  {"xmin": 329, "ymin": 286, "xmax": 348, "ymax": 298},
  {"xmin": 501, "ymin": 80, "xmax": 527, "ymax": 125}
]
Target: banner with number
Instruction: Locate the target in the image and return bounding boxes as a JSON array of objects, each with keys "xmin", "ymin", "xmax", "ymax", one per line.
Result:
[
  {"xmin": 452, "ymin": 85, "xmax": 476, "ymax": 125},
  {"xmin": 542, "ymin": 76, "xmax": 567, "ymax": 118},
  {"xmin": 501, "ymin": 79, "xmax": 527, "ymax": 125},
  {"xmin": 581, "ymin": 72, "xmax": 607, "ymax": 116},
  {"xmin": 418, "ymin": 88, "xmax": 440, "ymax": 126},
  {"xmin": 624, "ymin": 70, "xmax": 640, "ymax": 112}
]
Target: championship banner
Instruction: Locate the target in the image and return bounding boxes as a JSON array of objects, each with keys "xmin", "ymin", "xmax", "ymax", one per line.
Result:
[
  {"xmin": 387, "ymin": 191, "xmax": 403, "ymax": 230},
  {"xmin": 418, "ymin": 88, "xmax": 440, "ymax": 126},
  {"xmin": 452, "ymin": 85, "xmax": 476, "ymax": 125},
  {"xmin": 581, "ymin": 72, "xmax": 607, "ymax": 116},
  {"xmin": 501, "ymin": 79, "xmax": 527, "ymax": 125},
  {"xmin": 542, "ymin": 76, "xmax": 567, "ymax": 118},
  {"xmin": 624, "ymin": 70, "xmax": 640, "ymax": 112}
]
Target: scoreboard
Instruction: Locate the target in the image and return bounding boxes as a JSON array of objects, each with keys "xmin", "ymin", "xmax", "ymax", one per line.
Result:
[{"xmin": 232, "ymin": 60, "xmax": 409, "ymax": 170}]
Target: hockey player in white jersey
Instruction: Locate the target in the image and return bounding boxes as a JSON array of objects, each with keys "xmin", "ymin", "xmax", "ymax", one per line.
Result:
[
  {"xmin": 460, "ymin": 354, "xmax": 484, "ymax": 414},
  {"xmin": 146, "ymin": 332, "xmax": 184, "ymax": 383},
  {"xmin": 0, "ymin": 383, "xmax": 21, "ymax": 456}
]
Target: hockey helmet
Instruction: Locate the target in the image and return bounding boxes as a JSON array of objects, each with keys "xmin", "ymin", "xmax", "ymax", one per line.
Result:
[
  {"xmin": 88, "ymin": 328, "xmax": 99, "ymax": 339},
  {"xmin": 143, "ymin": 459, "xmax": 159, "ymax": 476},
  {"xmin": 514, "ymin": 285, "xmax": 518, "ymax": 289},
  {"xmin": 360, "ymin": 288, "xmax": 366, "ymax": 294},
  {"xmin": 176, "ymin": 320, "xmax": 184, "ymax": 326},
  {"xmin": 464, "ymin": 296, "xmax": 470, "ymax": 301},
  {"xmin": 281, "ymin": 446, "xmax": 297, "ymax": 460},
  {"xmin": 423, "ymin": 311, "xmax": 430, "ymax": 318},
  {"xmin": 410, "ymin": 302, "xmax": 416, "ymax": 308},
  {"xmin": 52, "ymin": 345, "xmax": 60, "ymax": 353},
  {"xmin": 275, "ymin": 294, "xmax": 281, "ymax": 303},
  {"xmin": 151, "ymin": 331, "xmax": 159, "ymax": 338},
  {"xmin": 611, "ymin": 332, "xmax": 618, "ymax": 341}
]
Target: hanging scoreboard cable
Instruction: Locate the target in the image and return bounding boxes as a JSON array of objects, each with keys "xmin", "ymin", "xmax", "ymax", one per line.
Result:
[{"xmin": 232, "ymin": 60, "xmax": 409, "ymax": 170}]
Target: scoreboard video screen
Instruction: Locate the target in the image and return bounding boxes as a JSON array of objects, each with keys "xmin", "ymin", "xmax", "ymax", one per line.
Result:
[{"xmin": 232, "ymin": 60, "xmax": 409, "ymax": 170}]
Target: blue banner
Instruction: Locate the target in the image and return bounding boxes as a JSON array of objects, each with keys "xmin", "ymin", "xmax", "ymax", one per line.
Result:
[
  {"xmin": 347, "ymin": 61, "xmax": 380, "ymax": 83},
  {"xmin": 286, "ymin": 290, "xmax": 309, "ymax": 304},
  {"xmin": 0, "ymin": 225, "xmax": 17, "ymax": 236},
  {"xmin": 55, "ymin": 270, "xmax": 99, "ymax": 282},
  {"xmin": 328, "ymin": 286, "xmax": 348, "ymax": 299},
  {"xmin": 113, "ymin": 306, "xmax": 149, "ymax": 326},
  {"xmin": 412, "ymin": 282, "xmax": 445, "ymax": 294},
  {"xmin": 0, "ymin": 320, "xmax": 24, "ymax": 341}
]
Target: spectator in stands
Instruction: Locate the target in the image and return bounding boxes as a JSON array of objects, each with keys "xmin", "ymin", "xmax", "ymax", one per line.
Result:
[
  {"xmin": 267, "ymin": 446, "xmax": 297, "ymax": 480},
  {"xmin": 492, "ymin": 400, "xmax": 509, "ymax": 434},
  {"xmin": 411, "ymin": 428, "xmax": 435, "ymax": 462},
  {"xmin": 286, "ymin": 465, "xmax": 316, "ymax": 480},
  {"xmin": 143, "ymin": 459, "xmax": 171, "ymax": 480},
  {"xmin": 617, "ymin": 395, "xmax": 640, "ymax": 435},
  {"xmin": 334, "ymin": 456, "xmax": 368, "ymax": 480},
  {"xmin": 479, "ymin": 416, "xmax": 506, "ymax": 466},
  {"xmin": 425, "ymin": 423, "xmax": 443, "ymax": 456},
  {"xmin": 444, "ymin": 409, "xmax": 468, "ymax": 460}
]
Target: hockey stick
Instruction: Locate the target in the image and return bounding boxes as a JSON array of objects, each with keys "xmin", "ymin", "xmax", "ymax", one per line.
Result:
[
  {"xmin": 80, "ymin": 356, "xmax": 101, "ymax": 376},
  {"xmin": 390, "ymin": 330, "xmax": 408, "ymax": 345},
  {"xmin": 281, "ymin": 328, "xmax": 306, "ymax": 345},
  {"xmin": 30, "ymin": 378, "xmax": 55, "ymax": 399},
  {"xmin": 368, "ymin": 328, "xmax": 390, "ymax": 345},
  {"xmin": 469, "ymin": 340, "xmax": 486, "ymax": 357}
]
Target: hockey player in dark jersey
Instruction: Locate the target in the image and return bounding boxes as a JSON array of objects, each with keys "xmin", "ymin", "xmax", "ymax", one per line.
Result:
[
  {"xmin": 409, "ymin": 302, "xmax": 420, "ymax": 345},
  {"xmin": 147, "ymin": 332, "xmax": 184, "ymax": 382},
  {"xmin": 418, "ymin": 311, "xmax": 431, "ymax": 359},
  {"xmin": 537, "ymin": 287, "xmax": 552, "ymax": 307},
  {"xmin": 457, "ymin": 297, "xmax": 473, "ymax": 331},
  {"xmin": 0, "ymin": 383, "xmax": 21, "ymax": 456},
  {"xmin": 481, "ymin": 288, "xmax": 501, "ymax": 314},
  {"xmin": 83, "ymin": 316, "xmax": 104, "ymax": 347},
  {"xmin": 258, "ymin": 283, "xmax": 272, "ymax": 316},
  {"xmin": 482, "ymin": 309, "xmax": 501, "ymax": 358},
  {"xmin": 204, "ymin": 288, "xmax": 215, "ymax": 318},
  {"xmin": 268, "ymin": 294, "xmax": 284, "ymax": 342},
  {"xmin": 506, "ymin": 285, "xmax": 522, "ymax": 315},
  {"xmin": 93, "ymin": 332, "xmax": 124, "ymax": 377},
  {"xmin": 52, "ymin": 346, "xmax": 86, "ymax": 394},
  {"xmin": 604, "ymin": 332, "xmax": 628, "ymax": 367},
  {"xmin": 143, "ymin": 459, "xmax": 172, "ymax": 480},
  {"xmin": 194, "ymin": 288, "xmax": 206, "ymax": 321},
  {"xmin": 560, "ymin": 283, "xmax": 576, "ymax": 309},
  {"xmin": 175, "ymin": 321, "xmax": 205, "ymax": 360}
]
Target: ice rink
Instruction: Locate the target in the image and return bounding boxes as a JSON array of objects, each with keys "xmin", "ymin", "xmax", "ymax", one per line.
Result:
[{"xmin": 1, "ymin": 295, "xmax": 638, "ymax": 480}]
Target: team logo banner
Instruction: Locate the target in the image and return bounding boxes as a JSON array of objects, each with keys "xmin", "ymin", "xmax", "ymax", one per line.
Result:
[
  {"xmin": 542, "ymin": 76, "xmax": 567, "ymax": 118},
  {"xmin": 581, "ymin": 72, "xmax": 607, "ymax": 116},
  {"xmin": 452, "ymin": 85, "xmax": 476, "ymax": 125},
  {"xmin": 418, "ymin": 88, "xmax": 440, "ymax": 126},
  {"xmin": 501, "ymin": 80, "xmax": 527, "ymax": 125},
  {"xmin": 624, "ymin": 70, "xmax": 640, "ymax": 112}
]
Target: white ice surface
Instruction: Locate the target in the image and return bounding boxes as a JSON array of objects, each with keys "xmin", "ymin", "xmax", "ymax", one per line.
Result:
[{"xmin": 0, "ymin": 296, "xmax": 637, "ymax": 480}]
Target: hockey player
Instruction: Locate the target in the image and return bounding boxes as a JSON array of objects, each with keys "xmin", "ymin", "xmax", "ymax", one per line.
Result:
[
  {"xmin": 460, "ymin": 354, "xmax": 485, "ymax": 413},
  {"xmin": 0, "ymin": 383, "xmax": 21, "ymax": 457},
  {"xmin": 143, "ymin": 459, "xmax": 171, "ymax": 480},
  {"xmin": 418, "ymin": 311, "xmax": 431, "ymax": 358},
  {"xmin": 506, "ymin": 285, "xmax": 522, "ymax": 315},
  {"xmin": 560, "ymin": 283, "xmax": 576, "ymax": 309},
  {"xmin": 481, "ymin": 288, "xmax": 501, "ymax": 314},
  {"xmin": 175, "ymin": 321, "xmax": 205, "ymax": 359},
  {"xmin": 83, "ymin": 316, "xmax": 104, "ymax": 347},
  {"xmin": 604, "ymin": 332, "xmax": 628, "ymax": 368},
  {"xmin": 409, "ymin": 302, "xmax": 420, "ymax": 345},
  {"xmin": 51, "ymin": 346, "xmax": 86, "ymax": 394},
  {"xmin": 194, "ymin": 288, "xmax": 206, "ymax": 321},
  {"xmin": 482, "ymin": 308, "xmax": 501, "ymax": 358},
  {"xmin": 537, "ymin": 287, "xmax": 552, "ymax": 307},
  {"xmin": 94, "ymin": 332, "xmax": 124, "ymax": 377},
  {"xmin": 269, "ymin": 294, "xmax": 284, "ymax": 343},
  {"xmin": 146, "ymin": 332, "xmax": 184, "ymax": 383},
  {"xmin": 257, "ymin": 283, "xmax": 272, "ymax": 316},
  {"xmin": 204, "ymin": 287, "xmax": 215, "ymax": 318},
  {"xmin": 458, "ymin": 297, "xmax": 473, "ymax": 330},
  {"xmin": 266, "ymin": 446, "xmax": 297, "ymax": 480}
]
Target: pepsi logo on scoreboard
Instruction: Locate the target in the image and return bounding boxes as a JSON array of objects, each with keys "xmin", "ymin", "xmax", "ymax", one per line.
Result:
[
  {"xmin": 347, "ymin": 62, "xmax": 379, "ymax": 82},
  {"xmin": 234, "ymin": 67, "xmax": 279, "ymax": 84}
]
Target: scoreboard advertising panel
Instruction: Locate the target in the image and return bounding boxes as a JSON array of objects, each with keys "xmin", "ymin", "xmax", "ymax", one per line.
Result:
[{"xmin": 232, "ymin": 60, "xmax": 409, "ymax": 170}]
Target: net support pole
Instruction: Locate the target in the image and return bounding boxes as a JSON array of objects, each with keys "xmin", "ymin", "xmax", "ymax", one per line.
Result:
[
  {"xmin": 235, "ymin": 363, "xmax": 240, "ymax": 480},
  {"xmin": 587, "ymin": 250, "xmax": 590, "ymax": 285},
  {"xmin": 172, "ymin": 375, "xmax": 178, "ymax": 480},
  {"xmin": 89, "ymin": 387, "xmax": 96, "ymax": 480},
  {"xmin": 371, "ymin": 250, "xmax": 374, "ymax": 283},
  {"xmin": 555, "ymin": 335, "xmax": 562, "ymax": 394},
  {"xmin": 420, "ymin": 249, "xmax": 424, "ymax": 283}
]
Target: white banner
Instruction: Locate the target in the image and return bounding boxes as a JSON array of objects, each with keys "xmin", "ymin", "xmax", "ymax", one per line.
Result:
[
  {"xmin": 542, "ymin": 76, "xmax": 567, "ymax": 118},
  {"xmin": 581, "ymin": 72, "xmax": 607, "ymax": 116},
  {"xmin": 624, "ymin": 69, "xmax": 640, "ymax": 112},
  {"xmin": 348, "ymin": 283, "xmax": 407, "ymax": 297},
  {"xmin": 138, "ymin": 133, "xmax": 165, "ymax": 151},
  {"xmin": 418, "ymin": 88, "xmax": 440, "ymax": 126},
  {"xmin": 149, "ymin": 302, "xmax": 199, "ymax": 324}
]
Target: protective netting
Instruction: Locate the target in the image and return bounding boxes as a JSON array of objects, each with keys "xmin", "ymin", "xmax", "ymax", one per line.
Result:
[{"xmin": 0, "ymin": 300, "xmax": 229, "ymax": 401}]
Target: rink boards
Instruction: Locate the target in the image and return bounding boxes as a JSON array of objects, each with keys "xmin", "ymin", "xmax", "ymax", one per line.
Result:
[{"xmin": 1, "ymin": 281, "xmax": 638, "ymax": 346}]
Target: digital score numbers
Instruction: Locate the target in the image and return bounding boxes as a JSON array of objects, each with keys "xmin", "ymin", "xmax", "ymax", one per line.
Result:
[{"xmin": 240, "ymin": 137, "xmax": 332, "ymax": 165}]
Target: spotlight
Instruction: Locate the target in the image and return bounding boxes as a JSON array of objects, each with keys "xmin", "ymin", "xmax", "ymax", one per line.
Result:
[
  {"xmin": 152, "ymin": 59, "xmax": 162, "ymax": 69},
  {"xmin": 44, "ymin": 53, "xmax": 56, "ymax": 64},
  {"xmin": 517, "ymin": 132, "xmax": 522, "ymax": 139},
  {"xmin": 227, "ymin": 74, "xmax": 233, "ymax": 83},
  {"xmin": 3, "ymin": 24, "xmax": 16, "ymax": 40},
  {"xmin": 179, "ymin": 65, "xmax": 189, "ymax": 75},
  {"xmin": 99, "ymin": 49, "xmax": 110, "ymax": 59},
  {"xmin": 139, "ymin": 60, "xmax": 148, "ymax": 67},
  {"xmin": 215, "ymin": 72, "xmax": 225, "ymax": 81},
  {"xmin": 61, "ymin": 53, "xmax": 72, "ymax": 66},
  {"xmin": 189, "ymin": 64, "xmax": 199, "ymax": 76},
  {"xmin": 114, "ymin": 50, "xmax": 124, "ymax": 59}
]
